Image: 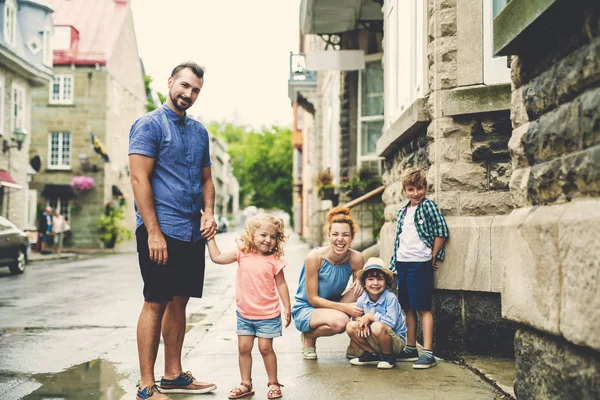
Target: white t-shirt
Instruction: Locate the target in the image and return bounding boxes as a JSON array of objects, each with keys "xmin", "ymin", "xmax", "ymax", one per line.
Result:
[{"xmin": 396, "ymin": 205, "xmax": 432, "ymax": 262}]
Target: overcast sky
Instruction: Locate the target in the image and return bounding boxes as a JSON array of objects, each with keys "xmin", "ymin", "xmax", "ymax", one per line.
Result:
[{"xmin": 130, "ymin": 0, "xmax": 301, "ymax": 128}]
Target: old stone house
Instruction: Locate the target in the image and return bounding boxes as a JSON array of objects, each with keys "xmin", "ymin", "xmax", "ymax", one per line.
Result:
[
  {"xmin": 0, "ymin": 0, "xmax": 53, "ymax": 230},
  {"xmin": 493, "ymin": 0, "xmax": 599, "ymax": 397},
  {"xmin": 30, "ymin": 0, "xmax": 145, "ymax": 248},
  {"xmin": 294, "ymin": 0, "xmax": 599, "ymax": 396}
]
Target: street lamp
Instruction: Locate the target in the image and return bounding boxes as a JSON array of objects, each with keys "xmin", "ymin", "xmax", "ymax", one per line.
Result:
[{"xmin": 2, "ymin": 128, "xmax": 26, "ymax": 153}]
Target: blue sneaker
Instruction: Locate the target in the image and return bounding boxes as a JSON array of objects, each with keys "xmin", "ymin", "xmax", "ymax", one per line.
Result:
[
  {"xmin": 136, "ymin": 384, "xmax": 163, "ymax": 399},
  {"xmin": 396, "ymin": 347, "xmax": 419, "ymax": 362},
  {"xmin": 159, "ymin": 371, "xmax": 216, "ymax": 394},
  {"xmin": 413, "ymin": 352, "xmax": 437, "ymax": 369}
]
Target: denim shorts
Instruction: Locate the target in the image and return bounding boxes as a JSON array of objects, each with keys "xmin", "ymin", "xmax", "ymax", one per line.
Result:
[
  {"xmin": 396, "ymin": 260, "xmax": 434, "ymax": 311},
  {"xmin": 236, "ymin": 311, "xmax": 282, "ymax": 338}
]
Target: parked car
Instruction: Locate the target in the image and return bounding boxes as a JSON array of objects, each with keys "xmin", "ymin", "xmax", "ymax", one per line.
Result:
[{"xmin": 0, "ymin": 216, "xmax": 29, "ymax": 274}]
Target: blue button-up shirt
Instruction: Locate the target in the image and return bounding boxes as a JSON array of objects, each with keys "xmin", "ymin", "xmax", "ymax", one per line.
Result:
[
  {"xmin": 128, "ymin": 104, "xmax": 211, "ymax": 242},
  {"xmin": 357, "ymin": 288, "xmax": 407, "ymax": 343}
]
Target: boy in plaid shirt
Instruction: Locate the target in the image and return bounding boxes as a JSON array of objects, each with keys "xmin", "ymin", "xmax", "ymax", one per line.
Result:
[{"xmin": 389, "ymin": 167, "xmax": 449, "ymax": 368}]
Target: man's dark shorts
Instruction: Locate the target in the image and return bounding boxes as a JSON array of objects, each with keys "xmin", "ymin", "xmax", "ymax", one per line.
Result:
[
  {"xmin": 136, "ymin": 224, "xmax": 206, "ymax": 302},
  {"xmin": 396, "ymin": 260, "xmax": 433, "ymax": 311}
]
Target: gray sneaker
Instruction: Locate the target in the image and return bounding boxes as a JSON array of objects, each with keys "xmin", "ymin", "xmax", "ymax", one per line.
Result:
[
  {"xmin": 396, "ymin": 347, "xmax": 419, "ymax": 362},
  {"xmin": 413, "ymin": 352, "xmax": 437, "ymax": 369}
]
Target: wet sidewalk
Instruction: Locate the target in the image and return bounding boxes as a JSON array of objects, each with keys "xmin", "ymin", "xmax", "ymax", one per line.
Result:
[
  {"xmin": 123, "ymin": 232, "xmax": 514, "ymax": 400},
  {"xmin": 28, "ymin": 239, "xmax": 137, "ymax": 264}
]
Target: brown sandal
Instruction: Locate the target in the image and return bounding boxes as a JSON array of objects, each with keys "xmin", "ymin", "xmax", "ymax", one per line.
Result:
[
  {"xmin": 267, "ymin": 381, "xmax": 284, "ymax": 399},
  {"xmin": 229, "ymin": 381, "xmax": 254, "ymax": 399}
]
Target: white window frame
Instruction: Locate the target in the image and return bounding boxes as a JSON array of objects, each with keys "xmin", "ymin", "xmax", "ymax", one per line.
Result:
[
  {"xmin": 3, "ymin": 0, "xmax": 17, "ymax": 48},
  {"xmin": 47, "ymin": 132, "xmax": 71, "ymax": 170},
  {"xmin": 11, "ymin": 83, "xmax": 26, "ymax": 135},
  {"xmin": 483, "ymin": 0, "xmax": 511, "ymax": 85},
  {"xmin": 384, "ymin": 0, "xmax": 427, "ymax": 128},
  {"xmin": 49, "ymin": 75, "xmax": 74, "ymax": 105},
  {"xmin": 0, "ymin": 76, "xmax": 4, "ymax": 137},
  {"xmin": 42, "ymin": 27, "xmax": 53, "ymax": 67},
  {"xmin": 321, "ymin": 71, "xmax": 340, "ymax": 182},
  {"xmin": 358, "ymin": 53, "xmax": 384, "ymax": 163}
]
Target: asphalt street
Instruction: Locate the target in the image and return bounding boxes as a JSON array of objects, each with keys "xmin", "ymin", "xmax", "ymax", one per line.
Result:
[{"xmin": 0, "ymin": 229, "xmax": 507, "ymax": 399}]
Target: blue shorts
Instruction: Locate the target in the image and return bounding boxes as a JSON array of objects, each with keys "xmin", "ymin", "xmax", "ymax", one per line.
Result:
[
  {"xmin": 236, "ymin": 311, "xmax": 282, "ymax": 338},
  {"xmin": 396, "ymin": 260, "xmax": 433, "ymax": 311}
]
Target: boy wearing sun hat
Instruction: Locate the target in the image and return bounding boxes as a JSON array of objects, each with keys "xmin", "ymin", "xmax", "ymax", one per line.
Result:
[{"xmin": 346, "ymin": 257, "xmax": 407, "ymax": 369}]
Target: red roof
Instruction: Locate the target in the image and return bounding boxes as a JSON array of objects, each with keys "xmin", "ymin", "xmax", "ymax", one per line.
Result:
[{"xmin": 48, "ymin": 0, "xmax": 129, "ymax": 65}]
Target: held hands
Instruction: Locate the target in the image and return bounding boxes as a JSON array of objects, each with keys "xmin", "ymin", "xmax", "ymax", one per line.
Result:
[
  {"xmin": 148, "ymin": 231, "xmax": 168, "ymax": 265},
  {"xmin": 200, "ymin": 210, "xmax": 217, "ymax": 241}
]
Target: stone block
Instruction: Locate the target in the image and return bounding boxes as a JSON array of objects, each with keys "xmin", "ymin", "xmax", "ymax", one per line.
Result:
[
  {"xmin": 508, "ymin": 122, "xmax": 532, "ymax": 169},
  {"xmin": 489, "ymin": 162, "xmax": 512, "ymax": 190},
  {"xmin": 378, "ymin": 221, "xmax": 397, "ymax": 267},
  {"xmin": 514, "ymin": 328, "xmax": 600, "ymax": 400},
  {"xmin": 432, "ymin": 138, "xmax": 458, "ymax": 162},
  {"xmin": 495, "ymin": 206, "xmax": 563, "ymax": 335},
  {"xmin": 428, "ymin": 116, "xmax": 475, "ymax": 139},
  {"xmin": 470, "ymin": 133, "xmax": 511, "ymax": 162},
  {"xmin": 429, "ymin": 8, "xmax": 457, "ymax": 39},
  {"xmin": 436, "ymin": 191, "xmax": 459, "ymax": 216},
  {"xmin": 560, "ymin": 146, "xmax": 600, "ymax": 200},
  {"xmin": 429, "ymin": 60, "xmax": 457, "ymax": 90},
  {"xmin": 522, "ymin": 65, "xmax": 558, "ymax": 120},
  {"xmin": 511, "ymin": 86, "xmax": 529, "ymax": 128},
  {"xmin": 538, "ymin": 100, "xmax": 581, "ymax": 162},
  {"xmin": 432, "ymin": 291, "xmax": 464, "ymax": 358},
  {"xmin": 558, "ymin": 199, "xmax": 600, "ymax": 351},
  {"xmin": 459, "ymin": 192, "xmax": 514, "ymax": 216},
  {"xmin": 457, "ymin": 137, "xmax": 472, "ymax": 161},
  {"xmin": 436, "ymin": 216, "xmax": 493, "ymax": 291},
  {"xmin": 580, "ymin": 86, "xmax": 600, "ymax": 149},
  {"xmin": 527, "ymin": 159, "xmax": 563, "ymax": 205},
  {"xmin": 428, "ymin": 36, "xmax": 457, "ymax": 64},
  {"xmin": 555, "ymin": 36, "xmax": 600, "ymax": 107},
  {"xmin": 439, "ymin": 162, "xmax": 487, "ymax": 191},
  {"xmin": 464, "ymin": 292, "xmax": 516, "ymax": 357},
  {"xmin": 508, "ymin": 167, "xmax": 531, "ymax": 208}
]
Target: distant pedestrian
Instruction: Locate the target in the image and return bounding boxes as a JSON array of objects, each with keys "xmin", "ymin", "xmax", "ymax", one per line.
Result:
[
  {"xmin": 207, "ymin": 212, "xmax": 291, "ymax": 399},
  {"xmin": 37, "ymin": 206, "xmax": 53, "ymax": 255},
  {"xmin": 52, "ymin": 209, "xmax": 70, "ymax": 255},
  {"xmin": 389, "ymin": 167, "xmax": 449, "ymax": 369},
  {"xmin": 129, "ymin": 61, "xmax": 217, "ymax": 400},
  {"xmin": 346, "ymin": 257, "xmax": 407, "ymax": 369},
  {"xmin": 291, "ymin": 207, "xmax": 365, "ymax": 361}
]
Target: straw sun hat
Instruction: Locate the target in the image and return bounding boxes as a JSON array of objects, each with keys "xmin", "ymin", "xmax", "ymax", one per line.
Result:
[{"xmin": 356, "ymin": 257, "xmax": 394, "ymax": 285}]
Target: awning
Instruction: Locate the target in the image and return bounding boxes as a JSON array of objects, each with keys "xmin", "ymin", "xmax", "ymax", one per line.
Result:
[
  {"xmin": 0, "ymin": 170, "xmax": 22, "ymax": 189},
  {"xmin": 42, "ymin": 184, "xmax": 75, "ymax": 199}
]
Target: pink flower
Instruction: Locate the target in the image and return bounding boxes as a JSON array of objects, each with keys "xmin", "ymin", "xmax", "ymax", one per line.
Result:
[{"xmin": 70, "ymin": 176, "xmax": 95, "ymax": 192}]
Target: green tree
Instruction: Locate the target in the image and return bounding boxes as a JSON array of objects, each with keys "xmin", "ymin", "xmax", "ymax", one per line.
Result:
[
  {"xmin": 208, "ymin": 122, "xmax": 293, "ymax": 216},
  {"xmin": 144, "ymin": 74, "xmax": 166, "ymax": 112}
]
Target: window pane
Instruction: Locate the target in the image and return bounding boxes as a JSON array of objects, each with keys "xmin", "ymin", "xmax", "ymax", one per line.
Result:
[
  {"xmin": 361, "ymin": 61, "xmax": 384, "ymax": 117},
  {"xmin": 61, "ymin": 133, "xmax": 71, "ymax": 165},
  {"xmin": 492, "ymin": 0, "xmax": 509, "ymax": 17},
  {"xmin": 361, "ymin": 119, "xmax": 384, "ymax": 155},
  {"xmin": 50, "ymin": 133, "xmax": 59, "ymax": 165}
]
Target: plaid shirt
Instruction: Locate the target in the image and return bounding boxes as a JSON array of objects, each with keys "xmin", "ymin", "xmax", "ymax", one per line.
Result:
[{"xmin": 389, "ymin": 198, "xmax": 449, "ymax": 272}]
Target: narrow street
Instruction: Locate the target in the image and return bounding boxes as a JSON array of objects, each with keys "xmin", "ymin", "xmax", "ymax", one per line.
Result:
[{"xmin": 0, "ymin": 230, "xmax": 508, "ymax": 399}]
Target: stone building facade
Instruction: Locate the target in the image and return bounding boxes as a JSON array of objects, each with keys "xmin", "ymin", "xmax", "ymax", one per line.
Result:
[
  {"xmin": 376, "ymin": 0, "xmax": 517, "ymax": 358},
  {"xmin": 494, "ymin": 0, "xmax": 600, "ymax": 397},
  {"xmin": 0, "ymin": 0, "xmax": 53, "ymax": 229},
  {"xmin": 30, "ymin": 0, "xmax": 145, "ymax": 247}
]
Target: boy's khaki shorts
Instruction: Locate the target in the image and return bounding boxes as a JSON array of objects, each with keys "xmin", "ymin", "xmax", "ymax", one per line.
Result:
[{"xmin": 367, "ymin": 328, "xmax": 406, "ymax": 355}]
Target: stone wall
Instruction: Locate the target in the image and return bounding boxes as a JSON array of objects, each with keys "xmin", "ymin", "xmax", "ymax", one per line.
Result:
[
  {"xmin": 31, "ymin": 66, "xmax": 109, "ymax": 248},
  {"xmin": 378, "ymin": 0, "xmax": 517, "ymax": 357},
  {"xmin": 494, "ymin": 0, "xmax": 600, "ymax": 395}
]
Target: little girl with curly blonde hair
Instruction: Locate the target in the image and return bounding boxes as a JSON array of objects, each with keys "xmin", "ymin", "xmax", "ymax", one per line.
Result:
[{"xmin": 207, "ymin": 212, "xmax": 291, "ymax": 399}]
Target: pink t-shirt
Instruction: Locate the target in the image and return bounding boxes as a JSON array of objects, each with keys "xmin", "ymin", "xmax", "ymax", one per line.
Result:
[{"xmin": 236, "ymin": 250, "xmax": 287, "ymax": 320}]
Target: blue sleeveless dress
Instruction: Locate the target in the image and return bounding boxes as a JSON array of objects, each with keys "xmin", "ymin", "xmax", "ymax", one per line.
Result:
[{"xmin": 291, "ymin": 252, "xmax": 353, "ymax": 333}]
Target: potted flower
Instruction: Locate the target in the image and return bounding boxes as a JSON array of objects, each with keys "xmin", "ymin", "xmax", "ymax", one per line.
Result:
[
  {"xmin": 97, "ymin": 201, "xmax": 132, "ymax": 248},
  {"xmin": 316, "ymin": 169, "xmax": 336, "ymax": 200},
  {"xmin": 70, "ymin": 176, "xmax": 95, "ymax": 194}
]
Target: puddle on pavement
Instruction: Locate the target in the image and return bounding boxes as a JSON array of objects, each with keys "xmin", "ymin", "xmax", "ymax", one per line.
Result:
[{"xmin": 22, "ymin": 359, "xmax": 126, "ymax": 400}]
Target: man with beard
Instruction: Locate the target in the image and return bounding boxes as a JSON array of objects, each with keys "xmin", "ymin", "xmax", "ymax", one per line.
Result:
[{"xmin": 129, "ymin": 61, "xmax": 217, "ymax": 399}]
